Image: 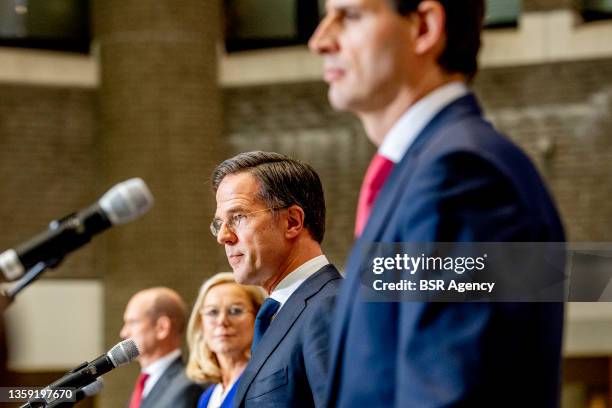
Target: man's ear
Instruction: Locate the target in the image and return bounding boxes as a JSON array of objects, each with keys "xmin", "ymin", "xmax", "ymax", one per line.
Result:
[
  {"xmin": 284, "ymin": 205, "xmax": 305, "ymax": 239},
  {"xmin": 413, "ymin": 0, "xmax": 446, "ymax": 57},
  {"xmin": 155, "ymin": 316, "xmax": 172, "ymax": 340}
]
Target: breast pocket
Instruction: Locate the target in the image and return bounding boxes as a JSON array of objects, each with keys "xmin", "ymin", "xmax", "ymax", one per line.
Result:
[{"xmin": 246, "ymin": 367, "xmax": 288, "ymax": 400}]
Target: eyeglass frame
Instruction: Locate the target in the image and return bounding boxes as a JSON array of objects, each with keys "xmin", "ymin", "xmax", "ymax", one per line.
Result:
[
  {"xmin": 210, "ymin": 206, "xmax": 288, "ymax": 237},
  {"xmin": 200, "ymin": 304, "xmax": 255, "ymax": 323}
]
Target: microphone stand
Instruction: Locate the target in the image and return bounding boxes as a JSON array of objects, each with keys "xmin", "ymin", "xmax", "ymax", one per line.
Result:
[
  {"xmin": 1, "ymin": 257, "xmax": 62, "ymax": 305},
  {"xmin": 1, "ymin": 214, "xmax": 79, "ymax": 307}
]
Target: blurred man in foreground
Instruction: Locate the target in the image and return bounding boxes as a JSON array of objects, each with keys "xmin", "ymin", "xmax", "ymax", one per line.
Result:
[{"xmin": 309, "ymin": 0, "xmax": 565, "ymax": 406}]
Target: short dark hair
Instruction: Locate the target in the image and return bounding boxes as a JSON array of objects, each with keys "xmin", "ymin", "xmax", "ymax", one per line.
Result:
[
  {"xmin": 390, "ymin": 0, "xmax": 485, "ymax": 80},
  {"xmin": 212, "ymin": 151, "xmax": 326, "ymax": 243}
]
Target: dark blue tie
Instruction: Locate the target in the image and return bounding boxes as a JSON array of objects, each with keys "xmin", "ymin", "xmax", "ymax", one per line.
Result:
[{"xmin": 251, "ymin": 298, "xmax": 281, "ymax": 354}]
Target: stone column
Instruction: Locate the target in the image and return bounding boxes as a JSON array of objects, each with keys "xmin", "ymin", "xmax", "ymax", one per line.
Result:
[{"xmin": 92, "ymin": 1, "xmax": 226, "ymax": 406}]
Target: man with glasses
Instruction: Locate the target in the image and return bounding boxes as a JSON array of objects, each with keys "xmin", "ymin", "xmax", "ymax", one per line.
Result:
[
  {"xmin": 210, "ymin": 151, "xmax": 341, "ymax": 408},
  {"xmin": 120, "ymin": 287, "xmax": 203, "ymax": 408}
]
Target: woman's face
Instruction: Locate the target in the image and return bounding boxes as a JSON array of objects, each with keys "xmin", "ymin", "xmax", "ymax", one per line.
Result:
[{"xmin": 201, "ymin": 283, "xmax": 256, "ymax": 358}]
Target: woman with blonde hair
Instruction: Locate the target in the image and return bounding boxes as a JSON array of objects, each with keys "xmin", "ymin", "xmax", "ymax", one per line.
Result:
[{"xmin": 186, "ymin": 272, "xmax": 265, "ymax": 408}]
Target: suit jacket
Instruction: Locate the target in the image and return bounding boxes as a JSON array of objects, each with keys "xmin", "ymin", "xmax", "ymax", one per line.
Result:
[
  {"xmin": 140, "ymin": 357, "xmax": 203, "ymax": 408},
  {"xmin": 233, "ymin": 264, "xmax": 342, "ymax": 408},
  {"xmin": 326, "ymin": 94, "xmax": 565, "ymax": 408}
]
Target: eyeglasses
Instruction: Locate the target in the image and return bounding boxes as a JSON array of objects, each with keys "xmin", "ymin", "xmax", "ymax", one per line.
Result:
[
  {"xmin": 210, "ymin": 207, "xmax": 283, "ymax": 237},
  {"xmin": 201, "ymin": 305, "xmax": 253, "ymax": 322}
]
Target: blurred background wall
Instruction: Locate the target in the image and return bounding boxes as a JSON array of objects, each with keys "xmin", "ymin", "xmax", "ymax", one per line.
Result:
[{"xmin": 1, "ymin": 0, "xmax": 612, "ymax": 407}]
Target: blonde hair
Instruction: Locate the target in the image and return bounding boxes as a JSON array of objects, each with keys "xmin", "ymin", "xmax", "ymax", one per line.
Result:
[{"xmin": 185, "ymin": 272, "xmax": 266, "ymax": 384}]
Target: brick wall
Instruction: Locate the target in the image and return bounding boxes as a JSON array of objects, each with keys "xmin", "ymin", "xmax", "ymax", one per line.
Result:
[
  {"xmin": 0, "ymin": 55, "xmax": 612, "ymax": 406},
  {"xmin": 224, "ymin": 83, "xmax": 374, "ymax": 268},
  {"xmin": 93, "ymin": 0, "xmax": 225, "ymax": 405},
  {"xmin": 223, "ymin": 57, "xmax": 612, "ymax": 267},
  {"xmin": 0, "ymin": 83, "xmax": 97, "ymax": 279},
  {"xmin": 2, "ymin": 57, "xmax": 609, "ymax": 283},
  {"xmin": 475, "ymin": 58, "xmax": 612, "ymax": 241}
]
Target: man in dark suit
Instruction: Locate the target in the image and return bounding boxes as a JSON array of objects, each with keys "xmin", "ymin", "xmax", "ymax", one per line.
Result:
[
  {"xmin": 120, "ymin": 287, "xmax": 203, "ymax": 408},
  {"xmin": 211, "ymin": 151, "xmax": 342, "ymax": 408},
  {"xmin": 309, "ymin": 0, "xmax": 565, "ymax": 407}
]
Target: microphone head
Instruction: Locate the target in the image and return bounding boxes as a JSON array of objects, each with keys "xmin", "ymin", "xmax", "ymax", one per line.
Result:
[
  {"xmin": 107, "ymin": 338, "xmax": 140, "ymax": 368},
  {"xmin": 82, "ymin": 378, "xmax": 104, "ymax": 397},
  {"xmin": 98, "ymin": 178, "xmax": 154, "ymax": 225},
  {"xmin": 0, "ymin": 249, "xmax": 23, "ymax": 281}
]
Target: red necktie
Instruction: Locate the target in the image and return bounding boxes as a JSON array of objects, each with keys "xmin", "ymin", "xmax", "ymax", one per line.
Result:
[
  {"xmin": 355, "ymin": 153, "xmax": 395, "ymax": 237},
  {"xmin": 128, "ymin": 372, "xmax": 150, "ymax": 408}
]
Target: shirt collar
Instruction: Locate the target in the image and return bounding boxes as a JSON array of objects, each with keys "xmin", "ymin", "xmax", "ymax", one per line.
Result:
[
  {"xmin": 269, "ymin": 255, "xmax": 329, "ymax": 311},
  {"xmin": 141, "ymin": 348, "xmax": 181, "ymax": 397},
  {"xmin": 142, "ymin": 348, "xmax": 181, "ymax": 377},
  {"xmin": 379, "ymin": 81, "xmax": 469, "ymax": 163}
]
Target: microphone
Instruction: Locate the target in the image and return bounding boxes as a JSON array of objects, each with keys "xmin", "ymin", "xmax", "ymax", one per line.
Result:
[
  {"xmin": 75, "ymin": 377, "xmax": 104, "ymax": 402},
  {"xmin": 21, "ymin": 339, "xmax": 138, "ymax": 408},
  {"xmin": 0, "ymin": 178, "xmax": 154, "ymax": 282},
  {"xmin": 45, "ymin": 378, "xmax": 104, "ymax": 408}
]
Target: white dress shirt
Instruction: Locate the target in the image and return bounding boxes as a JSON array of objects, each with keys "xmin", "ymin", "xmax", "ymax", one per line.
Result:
[
  {"xmin": 269, "ymin": 255, "xmax": 330, "ymax": 313},
  {"xmin": 379, "ymin": 82, "xmax": 469, "ymax": 163},
  {"xmin": 141, "ymin": 348, "xmax": 182, "ymax": 398}
]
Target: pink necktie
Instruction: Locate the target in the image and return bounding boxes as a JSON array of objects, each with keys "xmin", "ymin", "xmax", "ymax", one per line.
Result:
[
  {"xmin": 128, "ymin": 372, "xmax": 150, "ymax": 408},
  {"xmin": 355, "ymin": 153, "xmax": 395, "ymax": 237}
]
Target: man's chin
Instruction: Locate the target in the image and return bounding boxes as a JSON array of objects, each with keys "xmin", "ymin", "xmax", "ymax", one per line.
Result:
[
  {"xmin": 328, "ymin": 88, "xmax": 351, "ymax": 112},
  {"xmin": 329, "ymin": 90, "xmax": 364, "ymax": 114},
  {"xmin": 232, "ymin": 269, "xmax": 255, "ymax": 285}
]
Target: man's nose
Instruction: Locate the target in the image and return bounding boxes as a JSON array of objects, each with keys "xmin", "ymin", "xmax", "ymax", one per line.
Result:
[
  {"xmin": 216, "ymin": 222, "xmax": 237, "ymax": 246},
  {"xmin": 308, "ymin": 15, "xmax": 340, "ymax": 54}
]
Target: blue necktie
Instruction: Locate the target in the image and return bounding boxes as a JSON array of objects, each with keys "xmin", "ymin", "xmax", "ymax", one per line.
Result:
[{"xmin": 251, "ymin": 298, "xmax": 281, "ymax": 354}]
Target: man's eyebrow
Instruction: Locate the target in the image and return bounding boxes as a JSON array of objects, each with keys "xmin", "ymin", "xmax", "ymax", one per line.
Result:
[
  {"xmin": 327, "ymin": 0, "xmax": 367, "ymax": 12},
  {"xmin": 327, "ymin": 4, "xmax": 350, "ymax": 13},
  {"xmin": 214, "ymin": 206, "xmax": 248, "ymax": 218}
]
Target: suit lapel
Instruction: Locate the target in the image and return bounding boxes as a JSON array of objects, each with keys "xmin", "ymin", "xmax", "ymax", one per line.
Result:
[
  {"xmin": 363, "ymin": 93, "xmax": 483, "ymax": 241},
  {"xmin": 140, "ymin": 357, "xmax": 181, "ymax": 408},
  {"xmin": 234, "ymin": 265, "xmax": 340, "ymax": 406},
  {"xmin": 325, "ymin": 93, "xmax": 483, "ymax": 405}
]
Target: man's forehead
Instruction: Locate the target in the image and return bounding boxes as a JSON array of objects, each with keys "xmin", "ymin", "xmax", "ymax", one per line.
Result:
[
  {"xmin": 325, "ymin": 0, "xmax": 384, "ymax": 10},
  {"xmin": 215, "ymin": 172, "xmax": 263, "ymax": 209},
  {"xmin": 124, "ymin": 303, "xmax": 145, "ymax": 320},
  {"xmin": 127, "ymin": 292, "xmax": 153, "ymax": 312},
  {"xmin": 218, "ymin": 172, "xmax": 259, "ymax": 194}
]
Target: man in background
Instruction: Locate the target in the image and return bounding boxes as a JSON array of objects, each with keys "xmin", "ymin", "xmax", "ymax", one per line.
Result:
[
  {"xmin": 309, "ymin": 0, "xmax": 565, "ymax": 406},
  {"xmin": 120, "ymin": 287, "xmax": 203, "ymax": 408}
]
